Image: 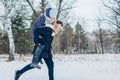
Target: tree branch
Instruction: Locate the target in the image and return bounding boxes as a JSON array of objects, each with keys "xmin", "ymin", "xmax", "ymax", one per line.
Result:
[
  {"xmin": 102, "ymin": 0, "xmax": 120, "ymax": 15},
  {"xmin": 60, "ymin": 6, "xmax": 75, "ymax": 12},
  {"xmin": 26, "ymin": 0, "xmax": 38, "ymax": 17},
  {"xmin": 102, "ymin": 19, "xmax": 120, "ymax": 28},
  {"xmin": 56, "ymin": 0, "xmax": 63, "ymax": 19}
]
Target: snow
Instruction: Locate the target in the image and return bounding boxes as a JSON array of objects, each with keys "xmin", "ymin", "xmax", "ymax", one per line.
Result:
[{"xmin": 0, "ymin": 54, "xmax": 120, "ymax": 80}]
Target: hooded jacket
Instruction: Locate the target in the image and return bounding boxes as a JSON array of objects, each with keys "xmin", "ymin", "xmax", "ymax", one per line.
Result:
[{"xmin": 32, "ymin": 15, "xmax": 46, "ymax": 37}]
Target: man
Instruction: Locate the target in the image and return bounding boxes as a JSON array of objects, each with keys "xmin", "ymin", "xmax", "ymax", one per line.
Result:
[
  {"xmin": 14, "ymin": 8, "xmax": 63, "ymax": 80},
  {"xmin": 31, "ymin": 8, "xmax": 59, "ymax": 68}
]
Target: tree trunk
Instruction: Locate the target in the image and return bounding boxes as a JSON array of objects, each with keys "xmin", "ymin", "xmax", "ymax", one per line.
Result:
[
  {"xmin": 7, "ymin": 24, "xmax": 15, "ymax": 61},
  {"xmin": 99, "ymin": 28, "xmax": 104, "ymax": 54}
]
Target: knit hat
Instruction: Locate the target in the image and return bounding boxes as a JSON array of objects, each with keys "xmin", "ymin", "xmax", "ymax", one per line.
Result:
[{"xmin": 45, "ymin": 8, "xmax": 58, "ymax": 19}]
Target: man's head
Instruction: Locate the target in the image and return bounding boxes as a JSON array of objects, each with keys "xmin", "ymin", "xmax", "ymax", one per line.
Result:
[
  {"xmin": 55, "ymin": 20, "xmax": 63, "ymax": 31},
  {"xmin": 51, "ymin": 20, "xmax": 63, "ymax": 33},
  {"xmin": 56, "ymin": 20, "xmax": 63, "ymax": 27}
]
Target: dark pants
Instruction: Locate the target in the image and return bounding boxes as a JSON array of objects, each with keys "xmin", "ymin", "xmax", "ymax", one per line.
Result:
[
  {"xmin": 44, "ymin": 56, "xmax": 54, "ymax": 80},
  {"xmin": 17, "ymin": 48, "xmax": 54, "ymax": 80}
]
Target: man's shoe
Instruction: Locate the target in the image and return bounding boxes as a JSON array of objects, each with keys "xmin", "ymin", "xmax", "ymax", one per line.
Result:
[
  {"xmin": 39, "ymin": 60, "xmax": 43, "ymax": 64},
  {"xmin": 14, "ymin": 70, "xmax": 21, "ymax": 80}
]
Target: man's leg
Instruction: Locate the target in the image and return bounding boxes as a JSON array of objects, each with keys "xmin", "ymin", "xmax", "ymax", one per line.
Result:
[
  {"xmin": 15, "ymin": 63, "xmax": 34, "ymax": 80},
  {"xmin": 15, "ymin": 57, "xmax": 43, "ymax": 80},
  {"xmin": 14, "ymin": 45, "xmax": 43, "ymax": 80},
  {"xmin": 44, "ymin": 56, "xmax": 54, "ymax": 80}
]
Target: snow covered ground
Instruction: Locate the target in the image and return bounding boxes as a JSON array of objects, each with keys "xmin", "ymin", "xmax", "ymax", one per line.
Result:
[{"xmin": 0, "ymin": 54, "xmax": 120, "ymax": 80}]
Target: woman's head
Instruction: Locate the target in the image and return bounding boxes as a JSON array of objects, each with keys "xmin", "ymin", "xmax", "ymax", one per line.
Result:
[{"xmin": 45, "ymin": 8, "xmax": 58, "ymax": 19}]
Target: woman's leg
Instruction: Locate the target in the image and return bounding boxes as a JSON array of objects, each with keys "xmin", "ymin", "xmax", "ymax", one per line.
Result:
[{"xmin": 31, "ymin": 45, "xmax": 44, "ymax": 66}]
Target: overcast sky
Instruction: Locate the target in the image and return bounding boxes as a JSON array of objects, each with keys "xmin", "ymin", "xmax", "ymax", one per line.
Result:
[
  {"xmin": 73, "ymin": 0, "xmax": 101, "ymax": 19},
  {"xmin": 69, "ymin": 0, "xmax": 107, "ymax": 32}
]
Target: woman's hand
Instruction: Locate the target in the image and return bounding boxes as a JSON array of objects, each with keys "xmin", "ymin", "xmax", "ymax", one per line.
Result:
[{"xmin": 50, "ymin": 18, "xmax": 56, "ymax": 24}]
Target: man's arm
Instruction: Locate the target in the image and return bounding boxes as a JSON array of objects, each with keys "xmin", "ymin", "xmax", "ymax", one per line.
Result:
[
  {"xmin": 34, "ymin": 29, "xmax": 40, "ymax": 46},
  {"xmin": 34, "ymin": 27, "xmax": 52, "ymax": 45}
]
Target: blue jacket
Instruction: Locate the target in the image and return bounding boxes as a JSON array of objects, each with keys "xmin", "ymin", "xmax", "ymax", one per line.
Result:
[
  {"xmin": 34, "ymin": 27, "xmax": 53, "ymax": 58},
  {"xmin": 32, "ymin": 15, "xmax": 46, "ymax": 38}
]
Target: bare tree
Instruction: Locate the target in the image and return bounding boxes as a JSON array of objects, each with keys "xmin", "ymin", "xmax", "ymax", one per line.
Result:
[
  {"xmin": 52, "ymin": 0, "xmax": 75, "ymax": 54},
  {"xmin": 1, "ymin": 0, "xmax": 18, "ymax": 61},
  {"xmin": 26, "ymin": 0, "xmax": 37, "ymax": 16},
  {"xmin": 102, "ymin": 0, "xmax": 120, "ymax": 28},
  {"xmin": 96, "ymin": 18, "xmax": 104, "ymax": 54},
  {"xmin": 102, "ymin": 0, "xmax": 120, "ymax": 53},
  {"xmin": 26, "ymin": 0, "xmax": 48, "ymax": 17}
]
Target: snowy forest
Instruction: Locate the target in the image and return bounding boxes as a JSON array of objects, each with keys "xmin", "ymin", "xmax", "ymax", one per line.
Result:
[
  {"xmin": 0, "ymin": 0, "xmax": 120, "ymax": 60},
  {"xmin": 0, "ymin": 0, "xmax": 120, "ymax": 80}
]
